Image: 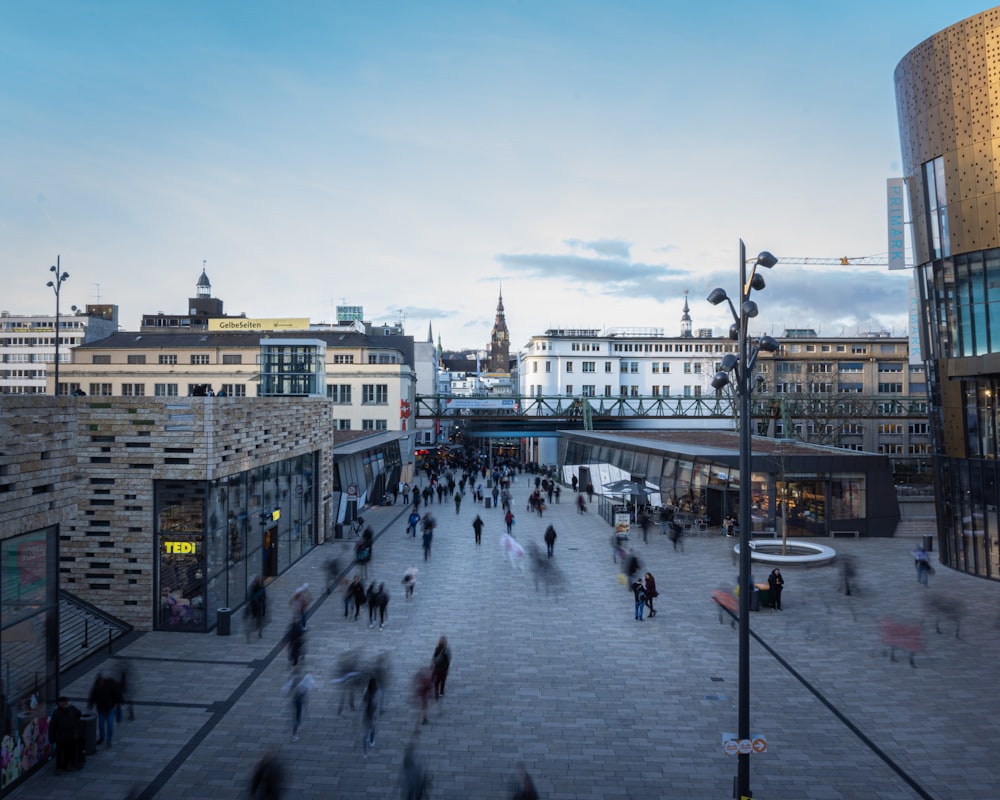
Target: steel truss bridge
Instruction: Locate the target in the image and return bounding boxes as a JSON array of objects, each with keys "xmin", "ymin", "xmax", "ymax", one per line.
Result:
[{"xmin": 414, "ymin": 394, "xmax": 930, "ymax": 431}]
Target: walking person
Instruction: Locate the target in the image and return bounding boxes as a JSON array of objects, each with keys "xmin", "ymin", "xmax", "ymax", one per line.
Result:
[
  {"xmin": 491, "ymin": 485, "xmax": 500, "ymax": 508},
  {"xmin": 250, "ymin": 750, "xmax": 286, "ymax": 800},
  {"xmin": 402, "ymin": 567, "xmax": 417, "ymax": 599},
  {"xmin": 355, "ymin": 529, "xmax": 373, "ymax": 580},
  {"xmin": 421, "ymin": 514, "xmax": 435, "ymax": 561},
  {"xmin": 505, "ymin": 508, "xmax": 515, "ymax": 535},
  {"xmin": 454, "ymin": 490, "xmax": 463, "ymax": 514},
  {"xmin": 407, "ymin": 510, "xmax": 420, "ymax": 537},
  {"xmin": 376, "ymin": 582, "xmax": 390, "ymax": 629},
  {"xmin": 544, "ymin": 524, "xmax": 557, "ymax": 558},
  {"xmin": 512, "ymin": 763, "xmax": 539, "ymax": 800},
  {"xmin": 669, "ymin": 520, "xmax": 684, "ymax": 552},
  {"xmin": 284, "ymin": 617, "xmax": 306, "ymax": 666},
  {"xmin": 283, "ymin": 668, "xmax": 314, "ymax": 742},
  {"xmin": 913, "ymin": 544, "xmax": 933, "ymax": 586},
  {"xmin": 576, "ymin": 494, "xmax": 587, "ymax": 514},
  {"xmin": 289, "ymin": 583, "xmax": 312, "ymax": 632},
  {"xmin": 361, "ymin": 675, "xmax": 381, "ymax": 757},
  {"xmin": 644, "ymin": 572, "xmax": 659, "ymax": 617},
  {"xmin": 412, "ymin": 666, "xmax": 434, "ymax": 728},
  {"xmin": 432, "ymin": 636, "xmax": 451, "ymax": 700},
  {"xmin": 472, "ymin": 514, "xmax": 484, "ymax": 545},
  {"xmin": 87, "ymin": 672, "xmax": 122, "ymax": 748},
  {"xmin": 367, "ymin": 581, "xmax": 379, "ymax": 628},
  {"xmin": 401, "ymin": 743, "xmax": 430, "ymax": 800},
  {"xmin": 631, "ymin": 577, "xmax": 647, "ymax": 621},
  {"xmin": 767, "ymin": 568, "xmax": 784, "ymax": 610}
]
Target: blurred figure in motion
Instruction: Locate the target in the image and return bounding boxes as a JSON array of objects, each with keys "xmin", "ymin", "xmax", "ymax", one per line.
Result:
[
  {"xmin": 511, "ymin": 763, "xmax": 539, "ymax": 800},
  {"xmin": 923, "ymin": 592, "xmax": 966, "ymax": 639},
  {"xmin": 114, "ymin": 657, "xmax": 136, "ymax": 721},
  {"xmin": 412, "ymin": 666, "xmax": 434, "ymax": 728},
  {"xmin": 324, "ymin": 557, "xmax": 342, "ymax": 596},
  {"xmin": 250, "ymin": 749, "xmax": 286, "ymax": 800},
  {"xmin": 283, "ymin": 667, "xmax": 314, "ymax": 742},
  {"xmin": 838, "ymin": 554, "xmax": 857, "ymax": 596},
  {"xmin": 361, "ymin": 675, "xmax": 381, "ymax": 758},
  {"xmin": 501, "ymin": 531, "xmax": 526, "ymax": 572},
  {"xmin": 400, "ymin": 742, "xmax": 431, "ymax": 799},
  {"xmin": 248, "ymin": 576, "xmax": 268, "ymax": 640},
  {"xmin": 402, "ymin": 566, "xmax": 418, "ymax": 600},
  {"xmin": 912, "ymin": 544, "xmax": 933, "ymax": 586},
  {"xmin": 334, "ymin": 648, "xmax": 364, "ymax": 715}
]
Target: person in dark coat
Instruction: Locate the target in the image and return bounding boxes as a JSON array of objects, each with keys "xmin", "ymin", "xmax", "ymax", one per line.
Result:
[
  {"xmin": 767, "ymin": 568, "xmax": 784, "ymax": 610},
  {"xmin": 49, "ymin": 696, "xmax": 84, "ymax": 773},
  {"xmin": 250, "ymin": 750, "xmax": 286, "ymax": 800},
  {"xmin": 644, "ymin": 572, "xmax": 659, "ymax": 617},
  {"xmin": 248, "ymin": 576, "xmax": 267, "ymax": 639},
  {"xmin": 472, "ymin": 515, "xmax": 484, "ymax": 545},
  {"xmin": 87, "ymin": 673, "xmax": 122, "ymax": 748},
  {"xmin": 350, "ymin": 576, "xmax": 367, "ymax": 620},
  {"xmin": 432, "ymin": 636, "xmax": 451, "ymax": 700},
  {"xmin": 543, "ymin": 525, "xmax": 557, "ymax": 558}
]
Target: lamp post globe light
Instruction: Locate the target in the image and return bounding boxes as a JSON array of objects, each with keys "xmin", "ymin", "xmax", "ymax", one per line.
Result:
[
  {"xmin": 707, "ymin": 239, "xmax": 778, "ymax": 800},
  {"xmin": 46, "ymin": 256, "xmax": 69, "ymax": 396}
]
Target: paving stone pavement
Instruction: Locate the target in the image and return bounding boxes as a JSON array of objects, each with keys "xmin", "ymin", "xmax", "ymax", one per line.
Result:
[{"xmin": 9, "ymin": 479, "xmax": 1000, "ymax": 800}]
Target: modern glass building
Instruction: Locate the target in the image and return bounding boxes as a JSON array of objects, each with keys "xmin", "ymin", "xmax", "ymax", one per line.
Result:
[{"xmin": 896, "ymin": 8, "xmax": 1000, "ymax": 579}]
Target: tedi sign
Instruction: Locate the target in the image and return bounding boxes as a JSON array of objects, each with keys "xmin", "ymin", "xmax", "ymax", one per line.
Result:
[{"xmin": 163, "ymin": 541, "xmax": 198, "ymax": 555}]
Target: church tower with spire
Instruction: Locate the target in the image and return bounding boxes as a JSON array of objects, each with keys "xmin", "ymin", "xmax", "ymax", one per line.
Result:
[
  {"xmin": 487, "ymin": 288, "xmax": 511, "ymax": 373},
  {"xmin": 680, "ymin": 290, "xmax": 692, "ymax": 338}
]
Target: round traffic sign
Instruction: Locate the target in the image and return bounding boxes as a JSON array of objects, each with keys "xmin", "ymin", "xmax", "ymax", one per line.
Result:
[{"xmin": 737, "ymin": 739, "xmax": 753, "ymax": 754}]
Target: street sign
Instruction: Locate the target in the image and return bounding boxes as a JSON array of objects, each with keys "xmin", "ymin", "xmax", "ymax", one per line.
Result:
[{"xmin": 722, "ymin": 733, "xmax": 767, "ymax": 755}]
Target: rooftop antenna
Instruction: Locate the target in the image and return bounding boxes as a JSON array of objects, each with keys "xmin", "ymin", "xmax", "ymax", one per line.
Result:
[{"xmin": 92, "ymin": 283, "xmax": 102, "ymax": 304}]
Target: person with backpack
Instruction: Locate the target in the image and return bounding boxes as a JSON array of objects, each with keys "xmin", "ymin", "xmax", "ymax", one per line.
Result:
[
  {"xmin": 407, "ymin": 511, "xmax": 420, "ymax": 538},
  {"xmin": 631, "ymin": 577, "xmax": 647, "ymax": 621}
]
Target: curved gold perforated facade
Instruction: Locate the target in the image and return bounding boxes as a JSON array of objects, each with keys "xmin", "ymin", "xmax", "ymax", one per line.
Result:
[{"xmin": 896, "ymin": 9, "xmax": 1000, "ymax": 579}]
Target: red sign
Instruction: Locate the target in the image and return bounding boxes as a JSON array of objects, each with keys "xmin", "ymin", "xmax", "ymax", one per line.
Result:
[{"xmin": 347, "ymin": 484, "xmax": 358, "ymax": 496}]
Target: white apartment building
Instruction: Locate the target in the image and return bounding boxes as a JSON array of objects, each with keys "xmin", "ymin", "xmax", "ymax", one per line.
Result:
[
  {"xmin": 0, "ymin": 306, "xmax": 118, "ymax": 395},
  {"xmin": 518, "ymin": 327, "xmax": 735, "ymax": 401}
]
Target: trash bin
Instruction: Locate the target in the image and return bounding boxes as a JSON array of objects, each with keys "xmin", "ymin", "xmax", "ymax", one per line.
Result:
[
  {"xmin": 81, "ymin": 711, "xmax": 98, "ymax": 755},
  {"xmin": 334, "ymin": 523, "xmax": 344, "ymax": 540},
  {"xmin": 922, "ymin": 533, "xmax": 934, "ymax": 553},
  {"xmin": 749, "ymin": 588, "xmax": 760, "ymax": 612},
  {"xmin": 217, "ymin": 607, "xmax": 232, "ymax": 636},
  {"xmin": 485, "ymin": 497, "xmax": 492, "ymax": 509}
]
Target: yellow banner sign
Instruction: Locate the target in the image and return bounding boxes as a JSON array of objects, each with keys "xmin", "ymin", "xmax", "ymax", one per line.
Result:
[{"xmin": 208, "ymin": 317, "xmax": 309, "ymax": 332}]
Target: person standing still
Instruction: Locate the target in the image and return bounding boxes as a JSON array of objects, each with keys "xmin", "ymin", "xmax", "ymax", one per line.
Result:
[
  {"xmin": 472, "ymin": 515, "xmax": 484, "ymax": 545},
  {"xmin": 543, "ymin": 525, "xmax": 557, "ymax": 558},
  {"xmin": 631, "ymin": 578, "xmax": 647, "ymax": 621},
  {"xmin": 767, "ymin": 568, "xmax": 784, "ymax": 610},
  {"xmin": 644, "ymin": 572, "xmax": 659, "ymax": 617},
  {"xmin": 49, "ymin": 696, "xmax": 83, "ymax": 774}
]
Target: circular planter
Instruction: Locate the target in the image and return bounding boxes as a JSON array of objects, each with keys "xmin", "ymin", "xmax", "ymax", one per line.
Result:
[{"xmin": 734, "ymin": 540, "xmax": 837, "ymax": 566}]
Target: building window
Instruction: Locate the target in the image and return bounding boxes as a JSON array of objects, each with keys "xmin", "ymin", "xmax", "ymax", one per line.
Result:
[
  {"xmin": 565, "ymin": 385, "xmax": 574, "ymax": 396},
  {"xmin": 328, "ymin": 384, "xmax": 352, "ymax": 403},
  {"xmin": 923, "ymin": 155, "xmax": 950, "ymax": 260},
  {"xmin": 159, "ymin": 354, "xmax": 178, "ymax": 365},
  {"xmin": 630, "ymin": 385, "xmax": 639, "ymax": 397},
  {"xmin": 333, "ymin": 354, "xmax": 355, "ymax": 364},
  {"xmin": 337, "ymin": 419, "xmax": 351, "ymax": 431},
  {"xmin": 220, "ymin": 384, "xmax": 246, "ymax": 397},
  {"xmin": 92, "ymin": 355, "xmax": 111, "ymax": 364},
  {"xmin": 809, "ymin": 362, "xmax": 832, "ymax": 373},
  {"xmin": 605, "ymin": 362, "xmax": 612, "ymax": 373},
  {"xmin": 683, "ymin": 363, "xmax": 692, "ymax": 374},
  {"xmin": 545, "ymin": 361, "xmax": 551, "ymax": 373},
  {"xmin": 652, "ymin": 386, "xmax": 660, "ymax": 396},
  {"xmin": 693, "ymin": 363, "xmax": 702, "ymax": 374},
  {"xmin": 604, "ymin": 385, "xmax": 612, "ymax": 396},
  {"xmin": 566, "ymin": 362, "xmax": 573, "ymax": 373},
  {"xmin": 620, "ymin": 386, "xmax": 628, "ymax": 396},
  {"xmin": 222, "ymin": 354, "xmax": 242, "ymax": 365},
  {"xmin": 878, "ymin": 423, "xmax": 904, "ymax": 435},
  {"xmin": 909, "ymin": 422, "xmax": 929, "ymax": 435},
  {"xmin": 362, "ymin": 419, "xmax": 376, "ymax": 431},
  {"xmin": 89, "ymin": 383, "xmax": 112, "ymax": 396},
  {"xmin": 878, "ymin": 444, "xmax": 904, "ymax": 454},
  {"xmin": 155, "ymin": 383, "xmax": 178, "ymax": 397},
  {"xmin": 127, "ymin": 355, "xmax": 146, "ymax": 365},
  {"xmin": 878, "ymin": 382, "xmax": 904, "ymax": 393},
  {"xmin": 630, "ymin": 362, "xmax": 639, "ymax": 373},
  {"xmin": 851, "ymin": 345, "xmax": 867, "ymax": 355},
  {"xmin": 533, "ymin": 362, "xmax": 538, "ymax": 373},
  {"xmin": 582, "ymin": 385, "xmax": 595, "ymax": 396},
  {"xmin": 121, "ymin": 383, "xmax": 145, "ymax": 397},
  {"xmin": 362, "ymin": 384, "xmax": 388, "ymax": 404},
  {"xmin": 651, "ymin": 363, "xmax": 660, "ymax": 374},
  {"xmin": 190, "ymin": 354, "xmax": 210, "ymax": 365},
  {"xmin": 582, "ymin": 361, "xmax": 595, "ymax": 372}
]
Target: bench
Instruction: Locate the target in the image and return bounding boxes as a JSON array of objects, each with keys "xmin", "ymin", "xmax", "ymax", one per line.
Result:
[
  {"xmin": 831, "ymin": 530, "xmax": 860, "ymax": 539},
  {"xmin": 751, "ymin": 529, "xmax": 778, "ymax": 539}
]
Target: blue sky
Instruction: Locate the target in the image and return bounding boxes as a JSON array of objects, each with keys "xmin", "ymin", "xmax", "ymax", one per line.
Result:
[{"xmin": 1, "ymin": 2, "xmax": 991, "ymax": 348}]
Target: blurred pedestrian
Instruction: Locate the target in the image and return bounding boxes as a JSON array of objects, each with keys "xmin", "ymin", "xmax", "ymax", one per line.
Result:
[
  {"xmin": 505, "ymin": 508, "xmax": 515, "ymax": 534},
  {"xmin": 250, "ymin": 750, "xmax": 286, "ymax": 800},
  {"xmin": 412, "ymin": 666, "xmax": 434, "ymax": 728},
  {"xmin": 625, "ymin": 550, "xmax": 642, "ymax": 586},
  {"xmin": 356, "ymin": 529, "xmax": 373, "ymax": 580},
  {"xmin": 432, "ymin": 636, "xmax": 451, "ymax": 700},
  {"xmin": 638, "ymin": 512, "xmax": 651, "ymax": 544},
  {"xmin": 472, "ymin": 514, "xmax": 484, "ymax": 545},
  {"xmin": 512, "ymin": 763, "xmax": 539, "ymax": 800},
  {"xmin": 334, "ymin": 649, "xmax": 364, "ymax": 715},
  {"xmin": 115, "ymin": 658, "xmax": 136, "ymax": 721},
  {"xmin": 401, "ymin": 742, "xmax": 430, "ymax": 799},
  {"xmin": 361, "ymin": 675, "xmax": 381, "ymax": 757},
  {"xmin": 767, "ymin": 568, "xmax": 784, "ymax": 610},
  {"xmin": 422, "ymin": 515, "xmax": 435, "ymax": 561},
  {"xmin": 576, "ymin": 494, "xmax": 587, "ymax": 514},
  {"xmin": 544, "ymin": 525, "xmax": 557, "ymax": 558},
  {"xmin": 375, "ymin": 582, "xmax": 390, "ymax": 630},
  {"xmin": 913, "ymin": 545, "xmax": 933, "ymax": 586},
  {"xmin": 290, "ymin": 583, "xmax": 312, "ymax": 631},
  {"xmin": 367, "ymin": 581, "xmax": 379, "ymax": 628},
  {"xmin": 407, "ymin": 510, "xmax": 420, "ymax": 537},
  {"xmin": 283, "ymin": 667, "xmax": 314, "ymax": 742},
  {"xmin": 454, "ymin": 490, "xmax": 463, "ymax": 514},
  {"xmin": 839, "ymin": 554, "xmax": 857, "ymax": 596},
  {"xmin": 284, "ymin": 617, "xmax": 306, "ymax": 666},
  {"xmin": 349, "ymin": 575, "xmax": 367, "ymax": 620},
  {"xmin": 586, "ymin": 481, "xmax": 594, "ymax": 501},
  {"xmin": 248, "ymin": 576, "xmax": 268, "ymax": 639},
  {"xmin": 402, "ymin": 567, "xmax": 418, "ymax": 600},
  {"xmin": 669, "ymin": 520, "xmax": 684, "ymax": 551},
  {"xmin": 87, "ymin": 672, "xmax": 122, "ymax": 748},
  {"xmin": 324, "ymin": 558, "xmax": 342, "ymax": 596}
]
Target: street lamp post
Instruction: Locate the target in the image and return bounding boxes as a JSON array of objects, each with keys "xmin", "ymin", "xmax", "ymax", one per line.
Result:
[
  {"xmin": 46, "ymin": 256, "xmax": 70, "ymax": 396},
  {"xmin": 708, "ymin": 239, "xmax": 778, "ymax": 800}
]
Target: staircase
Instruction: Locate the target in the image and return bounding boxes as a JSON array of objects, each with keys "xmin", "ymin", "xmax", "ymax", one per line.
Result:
[{"xmin": 58, "ymin": 590, "xmax": 133, "ymax": 673}]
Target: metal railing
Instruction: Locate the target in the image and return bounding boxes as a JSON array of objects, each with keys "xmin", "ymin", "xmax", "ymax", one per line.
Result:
[{"xmin": 58, "ymin": 589, "xmax": 133, "ymax": 673}]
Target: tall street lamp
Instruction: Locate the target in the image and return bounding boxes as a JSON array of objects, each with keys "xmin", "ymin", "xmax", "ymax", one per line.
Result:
[
  {"xmin": 707, "ymin": 239, "xmax": 778, "ymax": 800},
  {"xmin": 46, "ymin": 256, "xmax": 70, "ymax": 396}
]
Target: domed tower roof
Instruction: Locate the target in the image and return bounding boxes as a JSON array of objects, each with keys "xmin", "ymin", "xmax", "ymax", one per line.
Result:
[{"xmin": 196, "ymin": 264, "xmax": 212, "ymax": 299}]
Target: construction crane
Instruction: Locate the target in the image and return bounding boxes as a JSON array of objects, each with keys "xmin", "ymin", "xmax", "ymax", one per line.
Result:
[{"xmin": 778, "ymin": 254, "xmax": 891, "ymax": 267}]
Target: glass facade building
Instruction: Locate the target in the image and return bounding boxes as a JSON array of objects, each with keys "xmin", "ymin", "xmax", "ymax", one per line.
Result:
[
  {"xmin": 155, "ymin": 452, "xmax": 318, "ymax": 631},
  {"xmin": 896, "ymin": 8, "xmax": 1000, "ymax": 579}
]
